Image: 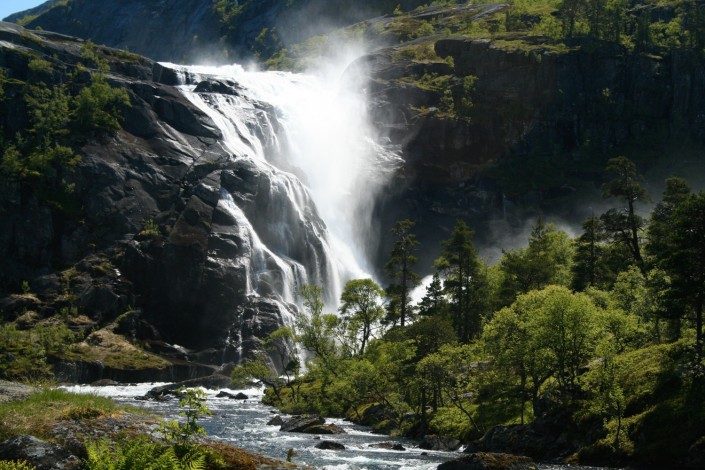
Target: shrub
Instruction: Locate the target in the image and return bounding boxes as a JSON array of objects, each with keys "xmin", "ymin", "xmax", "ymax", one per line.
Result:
[{"xmin": 0, "ymin": 461, "xmax": 36, "ymax": 470}]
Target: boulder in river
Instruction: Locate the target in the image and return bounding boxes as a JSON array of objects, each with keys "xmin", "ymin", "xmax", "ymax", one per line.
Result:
[
  {"xmin": 267, "ymin": 415, "xmax": 284, "ymax": 426},
  {"xmin": 145, "ymin": 374, "xmax": 232, "ymax": 399},
  {"xmin": 369, "ymin": 441, "xmax": 406, "ymax": 451},
  {"xmin": 216, "ymin": 391, "xmax": 248, "ymax": 399},
  {"xmin": 280, "ymin": 415, "xmax": 325, "ymax": 433},
  {"xmin": 302, "ymin": 424, "xmax": 346, "ymax": 435},
  {"xmin": 420, "ymin": 434, "xmax": 462, "ymax": 451},
  {"xmin": 437, "ymin": 452, "xmax": 537, "ymax": 470},
  {"xmin": 315, "ymin": 440, "xmax": 346, "ymax": 450}
]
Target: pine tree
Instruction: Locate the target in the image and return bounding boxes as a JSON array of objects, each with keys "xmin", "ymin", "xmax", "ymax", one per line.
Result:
[
  {"xmin": 601, "ymin": 156, "xmax": 649, "ymax": 273},
  {"xmin": 384, "ymin": 219, "xmax": 420, "ymax": 327},
  {"xmin": 435, "ymin": 220, "xmax": 488, "ymax": 342},
  {"xmin": 572, "ymin": 214, "xmax": 609, "ymax": 290}
]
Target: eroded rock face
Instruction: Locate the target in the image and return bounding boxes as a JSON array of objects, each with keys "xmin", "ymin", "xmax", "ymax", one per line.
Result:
[
  {"xmin": 0, "ymin": 24, "xmax": 323, "ymax": 378},
  {"xmin": 361, "ymin": 33, "xmax": 705, "ymax": 267}
]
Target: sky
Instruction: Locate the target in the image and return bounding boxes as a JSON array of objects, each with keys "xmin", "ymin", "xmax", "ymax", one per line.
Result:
[{"xmin": 0, "ymin": 0, "xmax": 47, "ymax": 21}]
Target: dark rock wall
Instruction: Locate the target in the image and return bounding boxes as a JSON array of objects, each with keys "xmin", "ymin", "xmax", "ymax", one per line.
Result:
[
  {"xmin": 364, "ymin": 38, "xmax": 705, "ymax": 268},
  {"xmin": 18, "ymin": 0, "xmax": 432, "ymax": 63},
  {"xmin": 22, "ymin": 0, "xmax": 225, "ymax": 63},
  {"xmin": 0, "ymin": 24, "xmax": 298, "ymax": 366}
]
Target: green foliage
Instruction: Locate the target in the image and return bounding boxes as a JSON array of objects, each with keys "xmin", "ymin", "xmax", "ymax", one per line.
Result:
[
  {"xmin": 653, "ymin": 191, "xmax": 705, "ymax": 358},
  {"xmin": 385, "ymin": 219, "xmax": 420, "ymax": 327},
  {"xmin": 1, "ymin": 43, "xmax": 129, "ymax": 204},
  {"xmin": 72, "ymin": 74, "xmax": 131, "ymax": 135},
  {"xmin": 0, "ymin": 461, "xmax": 36, "ymax": 470},
  {"xmin": 435, "ymin": 220, "xmax": 488, "ymax": 342},
  {"xmin": 85, "ymin": 436, "xmax": 206, "ymax": 470},
  {"xmin": 258, "ymin": 153, "xmax": 705, "ymax": 468},
  {"xmin": 482, "ymin": 286, "xmax": 603, "ymax": 416},
  {"xmin": 80, "ymin": 41, "xmax": 110, "ymax": 71},
  {"xmin": 138, "ymin": 219, "xmax": 160, "ymax": 238},
  {"xmin": 294, "ymin": 285, "xmax": 339, "ymax": 369},
  {"xmin": 338, "ymin": 279, "xmax": 385, "ymax": 355},
  {"xmin": 498, "ymin": 216, "xmax": 574, "ymax": 305},
  {"xmin": 157, "ymin": 388, "xmax": 212, "ymax": 448},
  {"xmin": 417, "ymin": 343, "xmax": 484, "ymax": 435},
  {"xmin": 0, "ymin": 322, "xmax": 78, "ymax": 380},
  {"xmin": 0, "ymin": 388, "xmax": 127, "ymax": 442}
]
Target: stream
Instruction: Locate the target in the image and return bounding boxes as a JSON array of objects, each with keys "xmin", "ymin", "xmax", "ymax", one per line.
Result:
[
  {"xmin": 60, "ymin": 383, "xmax": 609, "ymax": 470},
  {"xmin": 60, "ymin": 383, "xmax": 456, "ymax": 469}
]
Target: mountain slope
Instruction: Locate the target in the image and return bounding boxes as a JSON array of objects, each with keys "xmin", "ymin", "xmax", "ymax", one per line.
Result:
[{"xmin": 0, "ymin": 22, "xmax": 310, "ymax": 381}]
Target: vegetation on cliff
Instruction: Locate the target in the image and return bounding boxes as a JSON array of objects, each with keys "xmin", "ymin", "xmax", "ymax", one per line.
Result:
[
  {"xmin": 0, "ymin": 37, "xmax": 129, "ymax": 212},
  {"xmin": 239, "ymin": 156, "xmax": 705, "ymax": 468}
]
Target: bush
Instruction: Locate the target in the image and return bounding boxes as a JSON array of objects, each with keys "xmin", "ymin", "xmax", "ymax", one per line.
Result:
[
  {"xmin": 0, "ymin": 461, "xmax": 36, "ymax": 470},
  {"xmin": 85, "ymin": 436, "xmax": 207, "ymax": 470}
]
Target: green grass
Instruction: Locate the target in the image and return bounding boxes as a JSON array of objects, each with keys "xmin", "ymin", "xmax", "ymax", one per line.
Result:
[
  {"xmin": 0, "ymin": 388, "xmax": 137, "ymax": 441},
  {"xmin": 61, "ymin": 329, "xmax": 171, "ymax": 370}
]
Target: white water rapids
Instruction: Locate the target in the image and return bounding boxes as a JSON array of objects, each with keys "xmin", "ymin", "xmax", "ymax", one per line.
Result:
[
  {"xmin": 59, "ymin": 383, "xmax": 611, "ymax": 470},
  {"xmin": 61, "ymin": 383, "xmax": 455, "ymax": 469}
]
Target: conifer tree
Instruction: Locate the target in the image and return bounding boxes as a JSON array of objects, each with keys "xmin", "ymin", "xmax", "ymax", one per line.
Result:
[
  {"xmin": 601, "ymin": 156, "xmax": 648, "ymax": 273},
  {"xmin": 385, "ymin": 219, "xmax": 420, "ymax": 327},
  {"xmin": 572, "ymin": 214, "xmax": 609, "ymax": 290},
  {"xmin": 435, "ymin": 220, "xmax": 487, "ymax": 342}
]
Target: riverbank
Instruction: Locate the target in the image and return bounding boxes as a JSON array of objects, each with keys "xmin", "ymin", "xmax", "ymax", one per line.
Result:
[
  {"xmin": 0, "ymin": 380, "xmax": 300, "ymax": 469},
  {"xmin": 61, "ymin": 381, "xmax": 460, "ymax": 469}
]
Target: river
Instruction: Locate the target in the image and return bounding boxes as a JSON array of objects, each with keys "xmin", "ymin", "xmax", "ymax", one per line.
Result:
[
  {"xmin": 61, "ymin": 383, "xmax": 456, "ymax": 469},
  {"xmin": 60, "ymin": 383, "xmax": 610, "ymax": 470}
]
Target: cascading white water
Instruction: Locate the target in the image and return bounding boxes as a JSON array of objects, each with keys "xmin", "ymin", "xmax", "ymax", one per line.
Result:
[{"xmin": 166, "ymin": 59, "xmax": 402, "ymax": 311}]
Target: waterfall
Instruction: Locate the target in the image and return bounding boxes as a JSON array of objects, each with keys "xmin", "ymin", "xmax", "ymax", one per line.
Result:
[{"xmin": 165, "ymin": 60, "xmax": 402, "ymax": 314}]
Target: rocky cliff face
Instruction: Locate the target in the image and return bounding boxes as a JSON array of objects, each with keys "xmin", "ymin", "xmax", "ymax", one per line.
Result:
[
  {"xmin": 0, "ymin": 22, "xmax": 325, "ymax": 378},
  {"xmin": 13, "ymin": 0, "xmax": 430, "ymax": 63},
  {"xmin": 360, "ymin": 32, "xmax": 705, "ymax": 265},
  {"xmin": 10, "ymin": 0, "xmax": 225, "ymax": 63}
]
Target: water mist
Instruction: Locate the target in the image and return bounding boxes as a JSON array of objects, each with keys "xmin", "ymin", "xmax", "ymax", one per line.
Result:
[{"xmin": 165, "ymin": 53, "xmax": 401, "ymax": 311}]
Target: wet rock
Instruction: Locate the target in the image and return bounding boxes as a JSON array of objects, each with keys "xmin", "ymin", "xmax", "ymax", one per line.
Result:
[
  {"xmin": 144, "ymin": 373, "xmax": 230, "ymax": 399},
  {"xmin": 90, "ymin": 379, "xmax": 120, "ymax": 386},
  {"xmin": 302, "ymin": 424, "xmax": 346, "ymax": 435},
  {"xmin": 315, "ymin": 440, "xmax": 346, "ymax": 450},
  {"xmin": 267, "ymin": 415, "xmax": 284, "ymax": 426},
  {"xmin": 368, "ymin": 442, "xmax": 406, "ymax": 451},
  {"xmin": 0, "ymin": 435, "xmax": 80, "ymax": 470},
  {"xmin": 356, "ymin": 403, "xmax": 396, "ymax": 427},
  {"xmin": 420, "ymin": 434, "xmax": 462, "ymax": 451},
  {"xmin": 194, "ymin": 80, "xmax": 242, "ymax": 95},
  {"xmin": 437, "ymin": 452, "xmax": 537, "ymax": 470},
  {"xmin": 216, "ymin": 391, "xmax": 248, "ymax": 399},
  {"xmin": 280, "ymin": 415, "xmax": 325, "ymax": 433}
]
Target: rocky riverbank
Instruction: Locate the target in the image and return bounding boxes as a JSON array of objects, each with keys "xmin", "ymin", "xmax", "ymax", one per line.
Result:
[{"xmin": 0, "ymin": 380, "xmax": 300, "ymax": 469}]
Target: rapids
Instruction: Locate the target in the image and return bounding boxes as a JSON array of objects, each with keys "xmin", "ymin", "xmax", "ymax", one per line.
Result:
[{"xmin": 61, "ymin": 383, "xmax": 456, "ymax": 469}]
